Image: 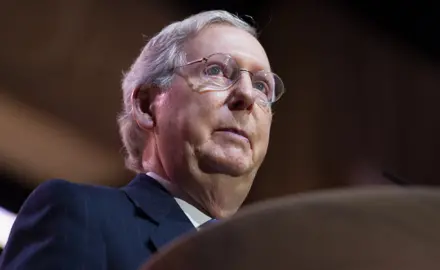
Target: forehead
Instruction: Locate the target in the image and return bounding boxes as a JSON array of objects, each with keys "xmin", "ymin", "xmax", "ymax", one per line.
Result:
[{"xmin": 184, "ymin": 24, "xmax": 271, "ymax": 71}]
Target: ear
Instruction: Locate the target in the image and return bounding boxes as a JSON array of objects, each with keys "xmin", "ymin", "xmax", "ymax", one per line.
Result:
[{"xmin": 131, "ymin": 86, "xmax": 156, "ymax": 130}]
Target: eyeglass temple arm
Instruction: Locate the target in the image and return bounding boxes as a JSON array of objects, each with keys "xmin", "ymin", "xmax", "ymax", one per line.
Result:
[{"xmin": 174, "ymin": 58, "xmax": 207, "ymax": 69}]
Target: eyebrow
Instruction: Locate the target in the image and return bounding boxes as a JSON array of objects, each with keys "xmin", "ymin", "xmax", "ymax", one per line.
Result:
[
  {"xmin": 235, "ymin": 56, "xmax": 271, "ymax": 72},
  {"xmin": 185, "ymin": 52, "xmax": 272, "ymax": 72},
  {"xmin": 230, "ymin": 51, "xmax": 270, "ymax": 71}
]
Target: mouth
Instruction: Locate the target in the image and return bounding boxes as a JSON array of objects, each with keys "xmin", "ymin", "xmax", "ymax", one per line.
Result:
[{"xmin": 215, "ymin": 127, "xmax": 251, "ymax": 145}]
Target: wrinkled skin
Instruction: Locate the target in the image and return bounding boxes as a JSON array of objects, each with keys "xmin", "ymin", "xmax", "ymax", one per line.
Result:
[{"xmin": 136, "ymin": 24, "xmax": 273, "ymax": 218}]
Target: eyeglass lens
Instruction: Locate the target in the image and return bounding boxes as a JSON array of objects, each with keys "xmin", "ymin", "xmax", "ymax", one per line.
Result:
[{"xmin": 181, "ymin": 53, "xmax": 284, "ymax": 103}]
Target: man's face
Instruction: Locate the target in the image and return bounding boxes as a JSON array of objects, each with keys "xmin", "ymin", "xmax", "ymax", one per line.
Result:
[{"xmin": 151, "ymin": 24, "xmax": 273, "ymax": 215}]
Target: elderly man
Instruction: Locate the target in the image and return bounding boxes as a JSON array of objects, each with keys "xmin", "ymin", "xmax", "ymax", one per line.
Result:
[{"xmin": 0, "ymin": 10, "xmax": 284, "ymax": 270}]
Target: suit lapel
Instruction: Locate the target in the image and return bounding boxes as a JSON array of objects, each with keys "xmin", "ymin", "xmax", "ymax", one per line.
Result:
[
  {"xmin": 121, "ymin": 174, "xmax": 196, "ymax": 250},
  {"xmin": 149, "ymin": 207, "xmax": 196, "ymax": 249}
]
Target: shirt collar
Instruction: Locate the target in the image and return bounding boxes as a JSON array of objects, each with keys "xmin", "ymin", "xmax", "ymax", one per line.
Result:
[{"xmin": 146, "ymin": 172, "xmax": 212, "ymax": 228}]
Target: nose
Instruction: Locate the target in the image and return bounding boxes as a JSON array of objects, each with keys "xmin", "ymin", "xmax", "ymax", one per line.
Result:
[{"xmin": 227, "ymin": 71, "xmax": 255, "ymax": 112}]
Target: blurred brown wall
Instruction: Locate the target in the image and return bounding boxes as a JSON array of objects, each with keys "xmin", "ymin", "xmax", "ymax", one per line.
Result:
[
  {"xmin": 0, "ymin": 1, "xmax": 438, "ymax": 203},
  {"xmin": 246, "ymin": 1, "xmax": 440, "ymax": 203}
]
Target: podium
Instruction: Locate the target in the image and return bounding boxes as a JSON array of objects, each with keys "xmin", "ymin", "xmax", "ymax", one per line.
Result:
[{"xmin": 142, "ymin": 187, "xmax": 440, "ymax": 270}]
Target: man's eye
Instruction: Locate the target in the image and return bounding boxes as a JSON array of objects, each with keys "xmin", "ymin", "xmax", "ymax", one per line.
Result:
[
  {"xmin": 205, "ymin": 65, "xmax": 223, "ymax": 76},
  {"xmin": 254, "ymin": 81, "xmax": 268, "ymax": 93}
]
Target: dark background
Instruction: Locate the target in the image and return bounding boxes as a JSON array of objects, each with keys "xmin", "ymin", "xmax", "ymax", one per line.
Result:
[{"xmin": 1, "ymin": 0, "xmax": 439, "ymax": 252}]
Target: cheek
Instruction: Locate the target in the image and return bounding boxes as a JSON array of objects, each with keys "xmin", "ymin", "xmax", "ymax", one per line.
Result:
[
  {"xmin": 173, "ymin": 92, "xmax": 226, "ymax": 144},
  {"xmin": 254, "ymin": 115, "xmax": 272, "ymax": 155}
]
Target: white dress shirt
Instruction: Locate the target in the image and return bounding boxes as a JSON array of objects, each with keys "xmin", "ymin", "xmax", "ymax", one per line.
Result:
[{"xmin": 146, "ymin": 172, "xmax": 212, "ymax": 229}]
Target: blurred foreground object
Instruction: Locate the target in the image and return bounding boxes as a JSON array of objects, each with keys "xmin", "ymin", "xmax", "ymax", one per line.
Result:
[{"xmin": 143, "ymin": 187, "xmax": 440, "ymax": 270}]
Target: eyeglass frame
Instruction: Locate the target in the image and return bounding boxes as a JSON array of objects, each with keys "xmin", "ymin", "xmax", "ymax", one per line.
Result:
[{"xmin": 172, "ymin": 53, "xmax": 285, "ymax": 104}]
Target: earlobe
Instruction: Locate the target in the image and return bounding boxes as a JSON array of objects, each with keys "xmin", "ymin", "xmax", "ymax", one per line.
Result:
[{"xmin": 131, "ymin": 87, "xmax": 155, "ymax": 130}]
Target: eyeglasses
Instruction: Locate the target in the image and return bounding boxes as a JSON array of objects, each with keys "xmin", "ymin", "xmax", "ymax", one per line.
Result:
[{"xmin": 174, "ymin": 53, "xmax": 285, "ymax": 105}]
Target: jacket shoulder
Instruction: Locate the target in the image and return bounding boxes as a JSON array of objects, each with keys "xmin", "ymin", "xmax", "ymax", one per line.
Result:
[
  {"xmin": 23, "ymin": 179, "xmax": 94, "ymax": 211},
  {"xmin": 0, "ymin": 179, "xmax": 110, "ymax": 269}
]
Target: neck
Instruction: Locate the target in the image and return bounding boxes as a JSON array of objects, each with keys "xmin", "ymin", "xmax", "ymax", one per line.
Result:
[
  {"xmin": 141, "ymin": 144, "xmax": 254, "ymax": 219},
  {"xmin": 182, "ymin": 165, "xmax": 256, "ymax": 219},
  {"xmin": 146, "ymin": 171, "xmax": 214, "ymax": 218}
]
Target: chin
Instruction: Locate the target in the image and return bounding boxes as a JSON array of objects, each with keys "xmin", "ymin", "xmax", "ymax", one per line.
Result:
[
  {"xmin": 198, "ymin": 155, "xmax": 254, "ymax": 177},
  {"xmin": 194, "ymin": 143, "xmax": 256, "ymax": 176}
]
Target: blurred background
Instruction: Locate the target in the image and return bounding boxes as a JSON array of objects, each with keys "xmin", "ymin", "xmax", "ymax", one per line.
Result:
[{"xmin": 0, "ymin": 0, "xmax": 439, "ymax": 251}]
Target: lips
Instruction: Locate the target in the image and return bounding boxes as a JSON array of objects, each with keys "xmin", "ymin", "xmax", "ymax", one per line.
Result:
[{"xmin": 215, "ymin": 127, "xmax": 250, "ymax": 143}]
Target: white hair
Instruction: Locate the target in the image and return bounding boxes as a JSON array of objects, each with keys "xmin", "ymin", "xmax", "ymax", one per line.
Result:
[{"xmin": 118, "ymin": 10, "xmax": 257, "ymax": 173}]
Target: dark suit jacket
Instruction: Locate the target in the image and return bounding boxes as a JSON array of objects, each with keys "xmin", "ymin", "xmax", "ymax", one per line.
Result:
[{"xmin": 0, "ymin": 174, "xmax": 196, "ymax": 270}]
